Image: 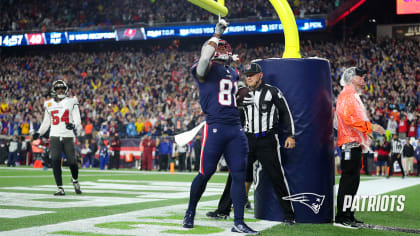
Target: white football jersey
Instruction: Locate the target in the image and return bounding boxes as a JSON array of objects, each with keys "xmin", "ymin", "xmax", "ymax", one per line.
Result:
[{"xmin": 38, "ymin": 97, "xmax": 82, "ymax": 138}]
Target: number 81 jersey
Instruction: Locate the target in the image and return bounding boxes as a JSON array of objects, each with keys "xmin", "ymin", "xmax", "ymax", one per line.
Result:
[
  {"xmin": 40, "ymin": 97, "xmax": 81, "ymax": 138},
  {"xmin": 192, "ymin": 62, "xmax": 240, "ymax": 125}
]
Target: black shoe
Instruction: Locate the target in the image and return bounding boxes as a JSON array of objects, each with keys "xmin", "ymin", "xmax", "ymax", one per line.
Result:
[
  {"xmin": 72, "ymin": 179, "xmax": 82, "ymax": 194},
  {"xmin": 182, "ymin": 211, "xmax": 195, "ymax": 228},
  {"xmin": 54, "ymin": 188, "xmax": 65, "ymax": 196},
  {"xmin": 284, "ymin": 218, "xmax": 296, "ymax": 225},
  {"xmin": 245, "ymin": 200, "xmax": 252, "ymax": 210},
  {"xmin": 333, "ymin": 219, "xmax": 360, "ymax": 229},
  {"xmin": 206, "ymin": 211, "xmax": 230, "ymax": 220},
  {"xmin": 350, "ymin": 216, "xmax": 364, "ymax": 225},
  {"xmin": 232, "ymin": 222, "xmax": 259, "ymax": 235}
]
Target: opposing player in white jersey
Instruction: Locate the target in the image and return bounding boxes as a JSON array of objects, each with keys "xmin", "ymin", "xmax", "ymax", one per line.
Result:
[{"xmin": 33, "ymin": 80, "xmax": 83, "ymax": 196}]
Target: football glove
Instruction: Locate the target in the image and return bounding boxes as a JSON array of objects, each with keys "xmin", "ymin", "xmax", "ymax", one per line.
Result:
[
  {"xmin": 243, "ymin": 92, "xmax": 257, "ymax": 106},
  {"xmin": 215, "ymin": 19, "xmax": 229, "ymax": 35},
  {"xmin": 66, "ymin": 123, "xmax": 75, "ymax": 130}
]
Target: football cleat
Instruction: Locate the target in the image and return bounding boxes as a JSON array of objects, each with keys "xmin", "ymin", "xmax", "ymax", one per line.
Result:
[
  {"xmin": 351, "ymin": 216, "xmax": 364, "ymax": 226},
  {"xmin": 72, "ymin": 179, "xmax": 82, "ymax": 194},
  {"xmin": 182, "ymin": 211, "xmax": 195, "ymax": 228},
  {"xmin": 333, "ymin": 219, "xmax": 360, "ymax": 229},
  {"xmin": 284, "ymin": 218, "xmax": 296, "ymax": 225},
  {"xmin": 232, "ymin": 222, "xmax": 259, "ymax": 235},
  {"xmin": 54, "ymin": 188, "xmax": 65, "ymax": 196},
  {"xmin": 206, "ymin": 211, "xmax": 230, "ymax": 220}
]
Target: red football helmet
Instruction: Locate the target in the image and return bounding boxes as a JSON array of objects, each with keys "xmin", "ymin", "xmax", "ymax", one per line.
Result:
[{"xmin": 213, "ymin": 39, "xmax": 232, "ymax": 61}]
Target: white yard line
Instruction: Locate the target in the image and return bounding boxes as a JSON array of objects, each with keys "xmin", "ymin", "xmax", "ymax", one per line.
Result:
[
  {"xmin": 0, "ymin": 167, "xmax": 229, "ymax": 175},
  {"xmin": 334, "ymin": 177, "xmax": 420, "ymax": 196},
  {"xmin": 0, "ymin": 209, "xmax": 54, "ymax": 218},
  {"xmin": 0, "ymin": 200, "xmax": 276, "ymax": 236}
]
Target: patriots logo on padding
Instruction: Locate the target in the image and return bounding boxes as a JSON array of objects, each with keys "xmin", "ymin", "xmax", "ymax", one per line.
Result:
[{"xmin": 282, "ymin": 193, "xmax": 325, "ymax": 214}]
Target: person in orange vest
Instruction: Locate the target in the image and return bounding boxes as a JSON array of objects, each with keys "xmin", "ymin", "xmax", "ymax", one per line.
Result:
[
  {"xmin": 335, "ymin": 67, "xmax": 385, "ymax": 228},
  {"xmin": 140, "ymin": 134, "xmax": 155, "ymax": 171}
]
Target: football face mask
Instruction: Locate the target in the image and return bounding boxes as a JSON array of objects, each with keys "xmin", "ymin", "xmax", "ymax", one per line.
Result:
[
  {"xmin": 213, "ymin": 40, "xmax": 232, "ymax": 62},
  {"xmin": 51, "ymin": 80, "xmax": 68, "ymax": 99}
]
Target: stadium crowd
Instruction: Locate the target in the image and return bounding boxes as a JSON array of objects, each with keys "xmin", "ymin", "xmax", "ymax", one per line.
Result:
[
  {"xmin": 1, "ymin": 36, "xmax": 420, "ymax": 139},
  {"xmin": 0, "ymin": 0, "xmax": 340, "ymax": 32},
  {"xmin": 0, "ymin": 35, "xmax": 420, "ymax": 172}
]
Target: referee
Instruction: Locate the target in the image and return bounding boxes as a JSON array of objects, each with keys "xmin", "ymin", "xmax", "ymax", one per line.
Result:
[
  {"xmin": 388, "ymin": 134, "xmax": 405, "ymax": 178},
  {"xmin": 242, "ymin": 62, "xmax": 296, "ymax": 225}
]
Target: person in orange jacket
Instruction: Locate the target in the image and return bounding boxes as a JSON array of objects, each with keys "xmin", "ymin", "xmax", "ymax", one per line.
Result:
[{"xmin": 334, "ymin": 67, "xmax": 385, "ymax": 229}]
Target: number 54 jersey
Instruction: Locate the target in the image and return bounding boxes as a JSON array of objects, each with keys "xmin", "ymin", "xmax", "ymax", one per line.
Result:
[
  {"xmin": 192, "ymin": 62, "xmax": 240, "ymax": 125},
  {"xmin": 39, "ymin": 97, "xmax": 82, "ymax": 138}
]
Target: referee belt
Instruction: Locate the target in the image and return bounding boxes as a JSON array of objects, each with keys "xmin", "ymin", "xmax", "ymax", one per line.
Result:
[{"xmin": 246, "ymin": 130, "xmax": 276, "ymax": 138}]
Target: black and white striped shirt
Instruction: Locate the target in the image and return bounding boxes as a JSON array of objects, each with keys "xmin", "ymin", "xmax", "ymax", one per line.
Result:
[
  {"xmin": 391, "ymin": 139, "xmax": 403, "ymax": 154},
  {"xmin": 241, "ymin": 82, "xmax": 295, "ymax": 136}
]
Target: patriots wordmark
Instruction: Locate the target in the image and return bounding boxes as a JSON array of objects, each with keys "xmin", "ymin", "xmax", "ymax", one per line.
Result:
[{"xmin": 343, "ymin": 195, "xmax": 405, "ymax": 212}]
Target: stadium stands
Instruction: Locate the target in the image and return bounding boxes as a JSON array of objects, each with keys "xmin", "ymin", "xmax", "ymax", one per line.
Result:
[
  {"xmin": 1, "ymin": 36, "xmax": 419, "ymax": 140},
  {"xmin": 0, "ymin": 0, "xmax": 338, "ymax": 32}
]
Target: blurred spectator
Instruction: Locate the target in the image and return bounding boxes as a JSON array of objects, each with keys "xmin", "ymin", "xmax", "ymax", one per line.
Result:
[
  {"xmin": 376, "ymin": 138, "xmax": 390, "ymax": 176},
  {"xmin": 157, "ymin": 136, "xmax": 172, "ymax": 171},
  {"xmin": 81, "ymin": 139, "xmax": 93, "ymax": 168},
  {"xmin": 109, "ymin": 133, "xmax": 121, "ymax": 169},
  {"xmin": 408, "ymin": 121, "xmax": 416, "ymax": 138},
  {"xmin": 140, "ymin": 134, "xmax": 155, "ymax": 171},
  {"xmin": 398, "ymin": 115, "xmax": 408, "ymax": 139},
  {"xmin": 89, "ymin": 139, "xmax": 98, "ymax": 168},
  {"xmin": 99, "ymin": 137, "xmax": 109, "ymax": 170},
  {"xmin": 0, "ymin": 0, "xmax": 337, "ymax": 33},
  {"xmin": 415, "ymin": 139, "xmax": 420, "ymax": 176},
  {"xmin": 173, "ymin": 142, "xmax": 189, "ymax": 172},
  {"xmin": 0, "ymin": 140, "xmax": 8, "ymax": 164},
  {"xmin": 7, "ymin": 135, "xmax": 19, "ymax": 167},
  {"xmin": 126, "ymin": 118, "xmax": 137, "ymax": 137},
  {"xmin": 403, "ymin": 138, "xmax": 415, "ymax": 176},
  {"xmin": 85, "ymin": 121, "xmax": 94, "ymax": 142}
]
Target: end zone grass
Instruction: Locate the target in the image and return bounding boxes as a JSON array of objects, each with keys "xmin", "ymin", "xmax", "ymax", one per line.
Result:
[{"xmin": 0, "ymin": 167, "xmax": 419, "ymax": 235}]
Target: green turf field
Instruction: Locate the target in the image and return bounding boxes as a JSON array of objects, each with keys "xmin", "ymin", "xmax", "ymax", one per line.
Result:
[{"xmin": 0, "ymin": 167, "xmax": 419, "ymax": 235}]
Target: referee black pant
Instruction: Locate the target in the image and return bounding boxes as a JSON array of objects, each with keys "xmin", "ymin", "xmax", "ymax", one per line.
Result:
[
  {"xmin": 388, "ymin": 153, "xmax": 405, "ymax": 177},
  {"xmin": 247, "ymin": 133, "xmax": 294, "ymax": 220},
  {"xmin": 50, "ymin": 137, "xmax": 79, "ymax": 187},
  {"xmin": 336, "ymin": 146, "xmax": 362, "ymax": 221}
]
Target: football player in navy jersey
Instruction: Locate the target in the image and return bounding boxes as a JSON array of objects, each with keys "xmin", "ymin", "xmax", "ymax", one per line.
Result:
[{"xmin": 182, "ymin": 19, "xmax": 258, "ymax": 235}]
